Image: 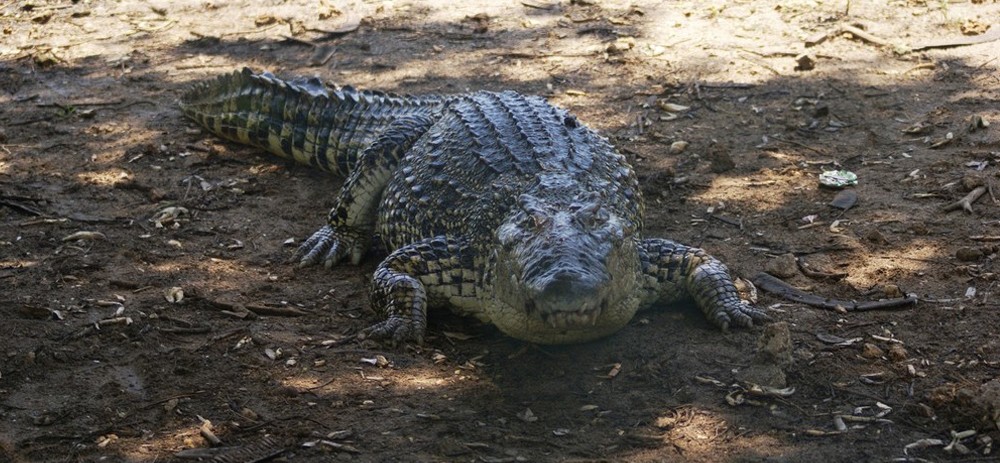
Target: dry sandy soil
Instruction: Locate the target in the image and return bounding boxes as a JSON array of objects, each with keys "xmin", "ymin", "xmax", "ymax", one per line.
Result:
[{"xmin": 2, "ymin": 1, "xmax": 1000, "ymax": 461}]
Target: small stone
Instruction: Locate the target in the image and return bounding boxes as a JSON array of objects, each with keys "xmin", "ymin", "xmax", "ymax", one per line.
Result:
[
  {"xmin": 956, "ymin": 247, "xmax": 984, "ymax": 262},
  {"xmin": 707, "ymin": 148, "xmax": 735, "ymax": 173},
  {"xmin": 758, "ymin": 322, "xmax": 793, "ymax": 368},
  {"xmin": 909, "ymin": 223, "xmax": 929, "ymax": 235},
  {"xmin": 861, "ymin": 343, "xmax": 884, "ymax": 359},
  {"xmin": 668, "ymin": 140, "xmax": 689, "ymax": 155},
  {"xmin": 912, "ymin": 402, "xmax": 936, "ymax": 418},
  {"xmin": 736, "ymin": 322, "xmax": 792, "ymax": 388},
  {"xmin": 864, "ymin": 229, "xmax": 889, "ymax": 245},
  {"xmin": 970, "ymin": 115, "xmax": 989, "ymax": 132},
  {"xmin": 973, "ymin": 379, "xmax": 1000, "ymax": 431},
  {"xmin": 148, "ymin": 188, "xmax": 169, "ymax": 202},
  {"xmin": 880, "ymin": 284, "xmax": 903, "ymax": 298},
  {"xmin": 794, "ymin": 53, "xmax": 816, "ymax": 71},
  {"xmin": 765, "ymin": 253, "xmax": 799, "ymax": 279},
  {"xmin": 606, "ymin": 36, "xmax": 636, "ymax": 54},
  {"xmin": 830, "ymin": 189, "xmax": 858, "ymax": 210},
  {"xmin": 794, "ymin": 347, "xmax": 816, "ymax": 361},
  {"xmin": 962, "ymin": 175, "xmax": 985, "ymax": 191},
  {"xmin": 887, "ymin": 344, "xmax": 908, "ymax": 362}
]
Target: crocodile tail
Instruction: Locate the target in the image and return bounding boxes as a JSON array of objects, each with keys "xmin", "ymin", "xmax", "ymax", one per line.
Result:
[{"xmin": 179, "ymin": 67, "xmax": 444, "ymax": 175}]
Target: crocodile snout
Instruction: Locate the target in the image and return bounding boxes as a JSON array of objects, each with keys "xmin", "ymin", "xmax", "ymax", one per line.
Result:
[{"xmin": 529, "ymin": 272, "xmax": 609, "ymax": 329}]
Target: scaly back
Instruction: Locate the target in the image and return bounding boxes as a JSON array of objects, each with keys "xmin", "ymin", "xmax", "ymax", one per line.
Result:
[{"xmin": 179, "ymin": 67, "xmax": 445, "ymax": 176}]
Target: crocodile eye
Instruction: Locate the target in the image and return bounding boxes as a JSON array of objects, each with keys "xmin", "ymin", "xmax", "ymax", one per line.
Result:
[
  {"xmin": 575, "ymin": 204, "xmax": 607, "ymax": 228},
  {"xmin": 518, "ymin": 193, "xmax": 550, "ymax": 230},
  {"xmin": 528, "ymin": 211, "xmax": 549, "ymax": 230},
  {"xmin": 563, "ymin": 114, "xmax": 579, "ymax": 129}
]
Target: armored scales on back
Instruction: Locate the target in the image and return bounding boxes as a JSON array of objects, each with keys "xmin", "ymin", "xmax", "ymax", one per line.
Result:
[{"xmin": 180, "ymin": 68, "xmax": 768, "ymax": 344}]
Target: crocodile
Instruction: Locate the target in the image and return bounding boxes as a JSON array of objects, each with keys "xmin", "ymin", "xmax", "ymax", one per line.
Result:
[{"xmin": 179, "ymin": 68, "xmax": 768, "ymax": 345}]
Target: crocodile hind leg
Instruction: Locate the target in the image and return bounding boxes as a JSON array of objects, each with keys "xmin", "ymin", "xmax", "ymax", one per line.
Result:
[
  {"xmin": 364, "ymin": 236, "xmax": 476, "ymax": 345},
  {"xmin": 639, "ymin": 238, "xmax": 769, "ymax": 330},
  {"xmin": 296, "ymin": 114, "xmax": 437, "ymax": 267}
]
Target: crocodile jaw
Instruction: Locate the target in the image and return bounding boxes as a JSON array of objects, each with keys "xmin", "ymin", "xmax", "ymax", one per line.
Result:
[
  {"xmin": 539, "ymin": 303, "xmax": 602, "ymax": 330},
  {"xmin": 485, "ymin": 293, "xmax": 641, "ymax": 344}
]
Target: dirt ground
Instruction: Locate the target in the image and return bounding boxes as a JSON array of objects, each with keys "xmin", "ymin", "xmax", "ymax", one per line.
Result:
[{"xmin": 2, "ymin": 0, "xmax": 1000, "ymax": 461}]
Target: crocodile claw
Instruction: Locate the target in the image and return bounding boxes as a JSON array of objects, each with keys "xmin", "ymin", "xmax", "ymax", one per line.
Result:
[
  {"xmin": 295, "ymin": 225, "xmax": 368, "ymax": 268},
  {"xmin": 709, "ymin": 301, "xmax": 770, "ymax": 332},
  {"xmin": 360, "ymin": 316, "xmax": 425, "ymax": 346}
]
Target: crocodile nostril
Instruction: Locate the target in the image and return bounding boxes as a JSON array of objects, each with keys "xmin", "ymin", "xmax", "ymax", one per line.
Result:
[{"xmin": 543, "ymin": 275, "xmax": 575, "ymax": 294}]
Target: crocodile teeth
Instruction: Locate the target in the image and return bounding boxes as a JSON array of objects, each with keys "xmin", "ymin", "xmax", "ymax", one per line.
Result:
[{"xmin": 543, "ymin": 308, "xmax": 601, "ymax": 329}]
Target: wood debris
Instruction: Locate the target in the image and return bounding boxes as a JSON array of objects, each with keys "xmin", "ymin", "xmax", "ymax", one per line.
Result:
[{"xmin": 752, "ymin": 273, "xmax": 918, "ymax": 312}]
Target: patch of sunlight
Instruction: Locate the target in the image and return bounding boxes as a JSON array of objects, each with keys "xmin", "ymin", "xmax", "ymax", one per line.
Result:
[
  {"xmin": 147, "ymin": 256, "xmax": 266, "ymax": 291},
  {"xmin": 0, "ymin": 159, "xmax": 9, "ymax": 174},
  {"xmin": 406, "ymin": 374, "xmax": 450, "ymax": 389},
  {"xmin": 151, "ymin": 256, "xmax": 227, "ymax": 275},
  {"xmin": 340, "ymin": 47, "xmax": 557, "ymax": 92},
  {"xmin": 0, "ymin": 258, "xmax": 38, "ymax": 269},
  {"xmin": 633, "ymin": 406, "xmax": 791, "ymax": 460},
  {"xmin": 843, "ymin": 239, "xmax": 942, "ymax": 288},
  {"xmin": 688, "ymin": 172, "xmax": 812, "ymax": 214},
  {"xmin": 77, "ymin": 168, "xmax": 133, "ymax": 186},
  {"xmin": 281, "ymin": 374, "xmax": 337, "ymax": 392},
  {"xmin": 115, "ymin": 423, "xmax": 212, "ymax": 461},
  {"xmin": 279, "ymin": 366, "xmax": 454, "ymax": 395}
]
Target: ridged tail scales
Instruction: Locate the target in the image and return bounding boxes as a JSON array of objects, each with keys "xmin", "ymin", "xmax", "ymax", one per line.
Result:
[
  {"xmin": 639, "ymin": 238, "xmax": 769, "ymax": 330},
  {"xmin": 178, "ymin": 67, "xmax": 445, "ymax": 176}
]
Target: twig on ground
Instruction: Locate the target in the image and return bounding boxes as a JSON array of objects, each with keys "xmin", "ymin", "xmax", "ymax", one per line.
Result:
[
  {"xmin": 903, "ymin": 63, "xmax": 935, "ymax": 74},
  {"xmin": 245, "ymin": 304, "xmax": 309, "ymax": 317},
  {"xmin": 752, "ymin": 272, "xmax": 917, "ymax": 312},
  {"xmin": 807, "ymin": 23, "xmax": 1000, "ymax": 53},
  {"xmin": 942, "ymin": 186, "xmax": 987, "ymax": 214},
  {"xmin": 796, "ymin": 257, "xmax": 847, "ymax": 280},
  {"xmin": 913, "ymin": 27, "xmax": 1000, "ymax": 51},
  {"xmin": 769, "ymin": 136, "xmax": 829, "ymax": 156},
  {"xmin": 490, "ymin": 51, "xmax": 594, "ymax": 59},
  {"xmin": 198, "ymin": 416, "xmax": 222, "ymax": 446},
  {"xmin": 710, "ymin": 214, "xmax": 742, "ymax": 229},
  {"xmin": 839, "ymin": 24, "xmax": 895, "ymax": 48},
  {"xmin": 0, "ymin": 198, "xmax": 45, "ymax": 216},
  {"xmin": 203, "ymin": 298, "xmax": 309, "ymax": 317},
  {"xmin": 521, "ymin": 1, "xmax": 557, "ymax": 9},
  {"xmin": 281, "ymin": 35, "xmax": 318, "ymax": 47}
]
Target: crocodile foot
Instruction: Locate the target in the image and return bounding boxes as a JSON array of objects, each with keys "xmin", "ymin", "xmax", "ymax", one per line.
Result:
[
  {"xmin": 360, "ymin": 316, "xmax": 425, "ymax": 345},
  {"xmin": 707, "ymin": 300, "xmax": 770, "ymax": 331},
  {"xmin": 295, "ymin": 225, "xmax": 369, "ymax": 268}
]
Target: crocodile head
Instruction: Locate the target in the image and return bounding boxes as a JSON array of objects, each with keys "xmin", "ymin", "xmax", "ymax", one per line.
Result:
[{"xmin": 490, "ymin": 190, "xmax": 642, "ymax": 344}]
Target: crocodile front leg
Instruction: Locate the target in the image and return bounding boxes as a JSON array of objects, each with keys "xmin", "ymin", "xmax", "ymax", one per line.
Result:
[
  {"xmin": 364, "ymin": 236, "xmax": 477, "ymax": 345},
  {"xmin": 639, "ymin": 238, "xmax": 768, "ymax": 330},
  {"xmin": 296, "ymin": 114, "xmax": 437, "ymax": 267}
]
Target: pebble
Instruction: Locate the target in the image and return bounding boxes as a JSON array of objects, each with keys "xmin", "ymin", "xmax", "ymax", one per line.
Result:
[
  {"xmin": 861, "ymin": 343, "xmax": 885, "ymax": 359},
  {"xmin": 736, "ymin": 322, "xmax": 792, "ymax": 388},
  {"xmin": 864, "ymin": 229, "xmax": 889, "ymax": 245},
  {"xmin": 794, "ymin": 53, "xmax": 816, "ymax": 71},
  {"xmin": 962, "ymin": 174, "xmax": 985, "ymax": 191},
  {"xmin": 974, "ymin": 379, "xmax": 1000, "ymax": 430},
  {"xmin": 887, "ymin": 343, "xmax": 908, "ymax": 362},
  {"xmin": 668, "ymin": 140, "xmax": 688, "ymax": 155},
  {"xmin": 708, "ymin": 149, "xmax": 735, "ymax": 173},
  {"xmin": 765, "ymin": 253, "xmax": 799, "ymax": 279},
  {"xmin": 956, "ymin": 247, "xmax": 984, "ymax": 262},
  {"xmin": 830, "ymin": 189, "xmax": 858, "ymax": 210}
]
